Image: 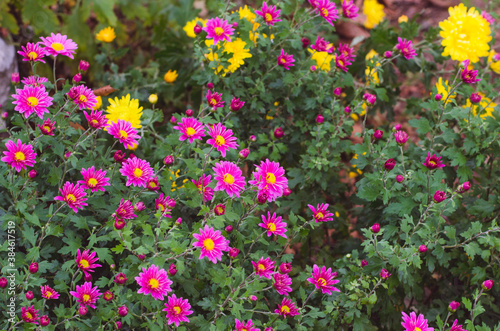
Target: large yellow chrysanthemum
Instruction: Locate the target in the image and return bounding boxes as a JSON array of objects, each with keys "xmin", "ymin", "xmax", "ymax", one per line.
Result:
[
  {"xmin": 439, "ymin": 4, "xmax": 491, "ymax": 63},
  {"xmin": 238, "ymin": 5, "xmax": 256, "ymax": 22},
  {"xmin": 363, "ymin": 0, "xmax": 385, "ymax": 29},
  {"xmin": 106, "ymin": 94, "xmax": 143, "ymax": 129},
  {"xmin": 224, "ymin": 38, "xmax": 253, "ymax": 73},
  {"xmin": 183, "ymin": 18, "xmax": 207, "ymax": 38},
  {"xmin": 308, "ymin": 49, "xmax": 334, "ymax": 72},
  {"xmin": 464, "ymin": 93, "xmax": 497, "ymax": 119}
]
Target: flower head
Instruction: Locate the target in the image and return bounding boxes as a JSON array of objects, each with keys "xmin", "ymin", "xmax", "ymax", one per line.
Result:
[
  {"xmin": 394, "ymin": 130, "xmax": 409, "ymax": 145},
  {"xmin": 308, "ymin": 203, "xmax": 334, "ymax": 222},
  {"xmin": 1, "ymin": 139, "xmax": 37, "ymax": 172},
  {"xmin": 155, "ymin": 193, "xmax": 176, "ymax": 217},
  {"xmin": 163, "ymin": 294, "xmax": 193, "ymax": 327},
  {"xmin": 192, "ymin": 225, "xmax": 230, "ymax": 263},
  {"xmin": 12, "ymin": 84, "xmax": 53, "ymax": 119},
  {"xmin": 21, "ymin": 305, "xmax": 40, "ymax": 324},
  {"xmin": 363, "ymin": 0, "xmax": 385, "ymax": 29},
  {"xmin": 106, "ymin": 94, "xmax": 143, "ymax": 129},
  {"xmin": 395, "ymin": 37, "xmax": 417, "ymax": 60},
  {"xmin": 203, "ymin": 17, "xmax": 234, "ymax": 45},
  {"xmin": 206, "ymin": 90, "xmax": 225, "ymax": 111},
  {"xmin": 114, "ymin": 272, "xmax": 128, "ymax": 285},
  {"xmin": 69, "ymin": 282, "xmax": 102, "ymax": 308},
  {"xmin": 213, "ymin": 161, "xmax": 246, "ymax": 197},
  {"xmin": 192, "ymin": 174, "xmax": 214, "ymax": 202},
  {"xmin": 248, "ymin": 159, "xmax": 288, "ymax": 202},
  {"xmin": 252, "ymin": 257, "xmax": 275, "ymax": 279},
  {"xmin": 115, "ymin": 199, "xmax": 137, "ymax": 220},
  {"xmin": 173, "ymin": 117, "xmax": 206, "ymax": 143},
  {"xmin": 135, "ymin": 265, "xmax": 173, "ymax": 300},
  {"xmin": 164, "ymin": 70, "xmax": 178, "ymax": 83},
  {"xmin": 449, "ymin": 319, "xmax": 466, "ymax": 331},
  {"xmin": 18, "ymin": 42, "xmax": 47, "ymax": 63},
  {"xmin": 54, "ymin": 182, "xmax": 88, "ymax": 213},
  {"xmin": 76, "ymin": 249, "xmax": 102, "ymax": 277},
  {"xmin": 316, "ymin": 0, "xmax": 339, "ymax": 26},
  {"xmin": 256, "ymin": 2, "xmax": 282, "ymax": 26},
  {"xmin": 119, "ymin": 156, "xmax": 154, "ymax": 187},
  {"xmin": 40, "ymin": 33, "xmax": 78, "ymax": 58},
  {"xmin": 234, "ymin": 319, "xmax": 260, "ymax": 331},
  {"xmin": 273, "ymin": 273, "xmax": 292, "ymax": 296},
  {"xmin": 380, "ymin": 268, "xmax": 391, "ymax": 279},
  {"xmin": 342, "ymin": 0, "xmax": 359, "ymax": 19},
  {"xmin": 401, "ymin": 312, "xmax": 434, "ymax": 331},
  {"xmin": 78, "ymin": 166, "xmax": 110, "ymax": 192},
  {"xmin": 433, "ymin": 190, "xmax": 446, "ymax": 203},
  {"xmin": 259, "ymin": 212, "xmax": 287, "ymax": 238},
  {"xmin": 275, "ymin": 298, "xmax": 299, "ymax": 317},
  {"xmin": 21, "ymin": 76, "xmax": 49, "ymax": 87},
  {"xmin": 277, "ymin": 49, "xmax": 295, "ymax": 70},
  {"xmin": 230, "ymin": 97, "xmax": 245, "ymax": 112},
  {"xmin": 482, "ymin": 279, "xmax": 494, "ymax": 290},
  {"xmin": 460, "ymin": 60, "xmax": 480, "ymax": 84},
  {"xmin": 36, "ymin": 118, "xmax": 56, "ymax": 136},
  {"xmin": 96, "ymin": 27, "xmax": 116, "ymax": 43},
  {"xmin": 423, "ymin": 152, "xmax": 445, "ymax": 170},
  {"xmin": 41, "ymin": 285, "xmax": 60, "ymax": 300},
  {"xmin": 311, "ymin": 36, "xmax": 334, "ymax": 53},
  {"xmin": 84, "ymin": 109, "xmax": 108, "ymax": 130},
  {"xmin": 307, "ymin": 265, "xmax": 340, "ymax": 294},
  {"xmin": 107, "ymin": 119, "xmax": 140, "ymax": 149},
  {"xmin": 207, "ymin": 123, "xmax": 238, "ymax": 157},
  {"xmin": 69, "ymin": 85, "xmax": 98, "ymax": 110}
]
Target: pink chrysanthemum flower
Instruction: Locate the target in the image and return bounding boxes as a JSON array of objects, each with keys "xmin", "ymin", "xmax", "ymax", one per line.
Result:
[
  {"xmin": 37, "ymin": 118, "xmax": 56, "ymax": 136},
  {"xmin": 422, "ymin": 152, "xmax": 445, "ymax": 170},
  {"xmin": 12, "ymin": 84, "xmax": 53, "ymax": 119},
  {"xmin": 401, "ymin": 312, "xmax": 434, "ymax": 331},
  {"xmin": 273, "ymin": 273, "xmax": 292, "ymax": 296},
  {"xmin": 192, "ymin": 225, "xmax": 230, "ymax": 263},
  {"xmin": 307, "ymin": 264, "xmax": 340, "ymax": 295},
  {"xmin": 21, "ymin": 76, "xmax": 49, "ymax": 86},
  {"xmin": 203, "ymin": 17, "xmax": 235, "ymax": 45},
  {"xmin": 395, "ymin": 37, "xmax": 417, "ymax": 60},
  {"xmin": 449, "ymin": 319, "xmax": 466, "ymax": 331},
  {"xmin": 481, "ymin": 11, "xmax": 494, "ymax": 25},
  {"xmin": 146, "ymin": 176, "xmax": 160, "ymax": 191},
  {"xmin": 40, "ymin": 33, "xmax": 78, "ymax": 59},
  {"xmin": 69, "ymin": 85, "xmax": 98, "ymax": 110},
  {"xmin": 248, "ymin": 159, "xmax": 288, "ymax": 202},
  {"xmin": 135, "ymin": 265, "xmax": 173, "ymax": 300},
  {"xmin": 277, "ymin": 49, "xmax": 295, "ymax": 70},
  {"xmin": 207, "ymin": 123, "xmax": 238, "ymax": 157},
  {"xmin": 259, "ymin": 212, "xmax": 287, "ymax": 238},
  {"xmin": 41, "ymin": 285, "xmax": 60, "ymax": 300},
  {"xmin": 115, "ymin": 199, "xmax": 137, "ymax": 220},
  {"xmin": 335, "ymin": 53, "xmax": 352, "ymax": 72},
  {"xmin": 78, "ymin": 166, "xmax": 110, "ymax": 192},
  {"xmin": 107, "ymin": 119, "xmax": 140, "ymax": 149},
  {"xmin": 234, "ymin": 319, "xmax": 260, "ymax": 331},
  {"xmin": 69, "ymin": 281, "xmax": 102, "ymax": 308},
  {"xmin": 119, "ymin": 156, "xmax": 154, "ymax": 187},
  {"xmin": 308, "ymin": 203, "xmax": 334, "ymax": 222},
  {"xmin": 275, "ymin": 298, "xmax": 299, "ymax": 317},
  {"xmin": 54, "ymin": 182, "xmax": 88, "ymax": 213},
  {"xmin": 162, "ymin": 294, "xmax": 194, "ymax": 327},
  {"xmin": 252, "ymin": 257, "xmax": 275, "ymax": 279},
  {"xmin": 173, "ymin": 117, "xmax": 206, "ymax": 143},
  {"xmin": 256, "ymin": 1, "xmax": 282, "ymax": 26},
  {"xmin": 460, "ymin": 59, "xmax": 480, "ymax": 84},
  {"xmin": 213, "ymin": 161, "xmax": 246, "ymax": 197},
  {"xmin": 311, "ymin": 36, "xmax": 334, "ymax": 53},
  {"xmin": 317, "ymin": 0, "xmax": 339, "ymax": 26},
  {"xmin": 206, "ymin": 90, "xmax": 225, "ymax": 111},
  {"xmin": 192, "ymin": 174, "xmax": 214, "ymax": 202},
  {"xmin": 76, "ymin": 249, "xmax": 102, "ymax": 277},
  {"xmin": 21, "ymin": 305, "xmax": 40, "ymax": 324},
  {"xmin": 84, "ymin": 109, "xmax": 108, "ymax": 130},
  {"xmin": 155, "ymin": 193, "xmax": 176, "ymax": 217},
  {"xmin": 1, "ymin": 139, "xmax": 37, "ymax": 172},
  {"xmin": 18, "ymin": 42, "xmax": 47, "ymax": 63},
  {"xmin": 342, "ymin": 0, "xmax": 359, "ymax": 19}
]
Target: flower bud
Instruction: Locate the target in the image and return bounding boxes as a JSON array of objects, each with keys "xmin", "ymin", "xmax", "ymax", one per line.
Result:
[
  {"xmin": 118, "ymin": 305, "xmax": 128, "ymax": 317},
  {"xmin": 134, "ymin": 202, "xmax": 145, "ymax": 212},
  {"xmin": 114, "ymin": 272, "xmax": 128, "ymax": 285},
  {"xmin": 418, "ymin": 245, "xmax": 427, "ymax": 253},
  {"xmin": 137, "ymin": 254, "xmax": 146, "ymax": 260},
  {"xmin": 194, "ymin": 24, "xmax": 202, "ymax": 35},
  {"xmin": 361, "ymin": 259, "xmax": 368, "ymax": 267},
  {"xmin": 283, "ymin": 187, "xmax": 292, "ymax": 197},
  {"xmin": 239, "ymin": 148, "xmax": 250, "ymax": 159},
  {"xmin": 1, "ymin": 112, "xmax": 7, "ymax": 119},
  {"xmin": 279, "ymin": 263, "xmax": 292, "ymax": 274},
  {"xmin": 170, "ymin": 115, "xmax": 177, "ymax": 124},
  {"xmin": 384, "ymin": 51, "xmax": 393, "ymax": 58},
  {"xmin": 249, "ymin": 135, "xmax": 257, "ymax": 142},
  {"xmin": 116, "ymin": 321, "xmax": 123, "ymax": 329},
  {"xmin": 333, "ymin": 87, "xmax": 342, "ymax": 96},
  {"xmin": 64, "ymin": 151, "xmax": 72, "ymax": 159},
  {"xmin": 84, "ymin": 273, "xmax": 92, "ymax": 281},
  {"xmin": 161, "ymin": 155, "xmax": 173, "ymax": 167},
  {"xmin": 363, "ymin": 93, "xmax": 376, "ymax": 105},
  {"xmin": 264, "ymin": 328, "xmax": 274, "ymax": 331},
  {"xmin": 310, "ymin": 65, "xmax": 316, "ymax": 71},
  {"xmin": 78, "ymin": 306, "xmax": 88, "ymax": 316},
  {"xmin": 316, "ymin": 114, "xmax": 324, "ymax": 124},
  {"xmin": 148, "ymin": 94, "xmax": 158, "ymax": 104},
  {"xmin": 79, "ymin": 60, "xmax": 89, "ymax": 72},
  {"xmin": 435, "ymin": 94, "xmax": 442, "ymax": 101},
  {"xmin": 225, "ymin": 225, "xmax": 233, "ymax": 233},
  {"xmin": 185, "ymin": 108, "xmax": 193, "ymax": 117},
  {"xmin": 373, "ymin": 130, "xmax": 383, "ymax": 140},
  {"xmin": 257, "ymin": 191, "xmax": 268, "ymax": 204},
  {"xmin": 301, "ymin": 37, "xmax": 310, "ymax": 49},
  {"xmin": 0, "ymin": 277, "xmax": 7, "ymax": 288},
  {"xmin": 168, "ymin": 264, "xmax": 177, "ymax": 276},
  {"xmin": 344, "ymin": 106, "xmax": 351, "ymax": 113},
  {"xmin": 114, "ymin": 150, "xmax": 126, "ymax": 163},
  {"xmin": 384, "ymin": 159, "xmax": 396, "ymax": 171},
  {"xmin": 482, "ymin": 279, "xmax": 493, "ymax": 291},
  {"xmin": 206, "ymin": 82, "xmax": 214, "ymax": 89},
  {"xmin": 175, "ymin": 217, "xmax": 182, "ymax": 226},
  {"xmin": 470, "ymin": 93, "xmax": 481, "ymax": 104},
  {"xmin": 40, "ymin": 315, "xmax": 50, "ymax": 326},
  {"xmin": 103, "ymin": 290, "xmax": 114, "ymax": 301},
  {"xmin": 29, "ymin": 262, "xmax": 38, "ymax": 274},
  {"xmin": 396, "ymin": 175, "xmax": 404, "ymax": 183},
  {"xmin": 448, "ymin": 301, "xmax": 460, "ymax": 312},
  {"xmin": 371, "ymin": 223, "xmax": 380, "ymax": 233},
  {"xmin": 26, "ymin": 291, "xmax": 34, "ymax": 300},
  {"xmin": 457, "ymin": 181, "xmax": 471, "ymax": 193},
  {"xmin": 73, "ymin": 73, "xmax": 82, "ymax": 83},
  {"xmin": 28, "ymin": 169, "xmax": 37, "ymax": 179},
  {"xmin": 433, "ymin": 190, "xmax": 446, "ymax": 203},
  {"xmin": 274, "ymin": 127, "xmax": 284, "ymax": 139},
  {"xmin": 230, "ymin": 97, "xmax": 245, "ymax": 112},
  {"xmin": 110, "ymin": 264, "xmax": 115, "ymax": 270},
  {"xmin": 249, "ymin": 295, "xmax": 257, "ymax": 301},
  {"xmin": 493, "ymin": 53, "xmax": 500, "ymax": 62},
  {"xmin": 11, "ymin": 73, "xmax": 20, "ymax": 84},
  {"xmin": 214, "ymin": 204, "xmax": 225, "ymax": 216},
  {"xmin": 380, "ymin": 268, "xmax": 391, "ymax": 279},
  {"xmin": 394, "ymin": 130, "xmax": 409, "ymax": 145},
  {"xmin": 114, "ymin": 218, "xmax": 126, "ymax": 230},
  {"xmin": 228, "ymin": 247, "xmax": 239, "ymax": 258},
  {"xmin": 232, "ymin": 22, "xmax": 239, "ymax": 28}
]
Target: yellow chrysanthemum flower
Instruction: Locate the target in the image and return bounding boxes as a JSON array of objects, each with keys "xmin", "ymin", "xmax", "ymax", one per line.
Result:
[
  {"xmin": 365, "ymin": 50, "xmax": 380, "ymax": 85},
  {"xmin": 464, "ymin": 93, "xmax": 497, "ymax": 119},
  {"xmin": 183, "ymin": 18, "xmax": 207, "ymax": 38},
  {"xmin": 164, "ymin": 70, "xmax": 178, "ymax": 84},
  {"xmin": 92, "ymin": 96, "xmax": 102, "ymax": 110},
  {"xmin": 398, "ymin": 15, "xmax": 408, "ymax": 23},
  {"xmin": 96, "ymin": 27, "xmax": 116, "ymax": 43},
  {"xmin": 106, "ymin": 94, "xmax": 143, "ymax": 129},
  {"xmin": 363, "ymin": 0, "xmax": 385, "ymax": 29},
  {"xmin": 238, "ymin": 5, "xmax": 256, "ymax": 22},
  {"xmin": 308, "ymin": 49, "xmax": 334, "ymax": 72},
  {"xmin": 148, "ymin": 94, "xmax": 158, "ymax": 104},
  {"xmin": 488, "ymin": 51, "xmax": 500, "ymax": 74},
  {"xmin": 435, "ymin": 77, "xmax": 456, "ymax": 104},
  {"xmin": 439, "ymin": 4, "xmax": 491, "ymax": 63},
  {"xmin": 224, "ymin": 38, "xmax": 253, "ymax": 73}
]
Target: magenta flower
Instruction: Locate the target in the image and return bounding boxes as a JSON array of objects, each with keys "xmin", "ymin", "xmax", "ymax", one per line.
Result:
[
  {"xmin": 338, "ymin": 43, "xmax": 356, "ymax": 62},
  {"xmin": 21, "ymin": 76, "xmax": 49, "ymax": 86},
  {"xmin": 135, "ymin": 264, "xmax": 173, "ymax": 300},
  {"xmin": 192, "ymin": 174, "xmax": 214, "ymax": 202},
  {"xmin": 481, "ymin": 11, "xmax": 494, "ymax": 24},
  {"xmin": 203, "ymin": 17, "xmax": 234, "ymax": 45},
  {"xmin": 307, "ymin": 264, "xmax": 340, "ymax": 295},
  {"xmin": 308, "ymin": 203, "xmax": 334, "ymax": 222},
  {"xmin": 234, "ymin": 319, "xmax": 260, "ymax": 331},
  {"xmin": 448, "ymin": 301, "xmax": 460, "ymax": 312},
  {"xmin": 155, "ymin": 193, "xmax": 176, "ymax": 217},
  {"xmin": 342, "ymin": 0, "xmax": 359, "ymax": 19},
  {"xmin": 173, "ymin": 117, "xmax": 206, "ymax": 143},
  {"xmin": 422, "ymin": 152, "xmax": 445, "ymax": 170},
  {"xmin": 335, "ymin": 54, "xmax": 352, "ymax": 72},
  {"xmin": 259, "ymin": 212, "xmax": 287, "ymax": 238},
  {"xmin": 115, "ymin": 199, "xmax": 137, "ymax": 220},
  {"xmin": 78, "ymin": 166, "xmax": 110, "ymax": 192},
  {"xmin": 364, "ymin": 92, "xmax": 376, "ymax": 105},
  {"xmin": 84, "ymin": 109, "xmax": 108, "ymax": 130},
  {"xmin": 401, "ymin": 312, "xmax": 434, "ymax": 331},
  {"xmin": 230, "ymin": 97, "xmax": 245, "ymax": 112},
  {"xmin": 41, "ymin": 285, "xmax": 60, "ymax": 300},
  {"xmin": 394, "ymin": 130, "xmax": 409, "ymax": 145},
  {"xmin": 248, "ymin": 159, "xmax": 288, "ymax": 202},
  {"xmin": 69, "ymin": 282, "xmax": 102, "ymax": 308},
  {"xmin": 213, "ymin": 161, "xmax": 246, "ymax": 197},
  {"xmin": 433, "ymin": 190, "xmax": 446, "ymax": 203},
  {"xmin": 207, "ymin": 123, "xmax": 238, "ymax": 157},
  {"xmin": 252, "ymin": 257, "xmax": 275, "ymax": 279},
  {"xmin": 460, "ymin": 60, "xmax": 480, "ymax": 84},
  {"xmin": 395, "ymin": 37, "xmax": 417, "ymax": 60},
  {"xmin": 380, "ymin": 268, "xmax": 391, "ymax": 279},
  {"xmin": 18, "ymin": 42, "xmax": 47, "ymax": 63},
  {"xmin": 40, "ymin": 33, "xmax": 78, "ymax": 59},
  {"xmin": 107, "ymin": 119, "xmax": 140, "ymax": 149},
  {"xmin": 449, "ymin": 320, "xmax": 466, "ymax": 331},
  {"xmin": 146, "ymin": 176, "xmax": 160, "ymax": 191},
  {"xmin": 37, "ymin": 118, "xmax": 56, "ymax": 136},
  {"xmin": 192, "ymin": 225, "xmax": 230, "ymax": 263},
  {"xmin": 206, "ymin": 90, "xmax": 225, "ymax": 111},
  {"xmin": 277, "ymin": 49, "xmax": 295, "ymax": 70},
  {"xmin": 311, "ymin": 36, "xmax": 334, "ymax": 53},
  {"xmin": 317, "ymin": 0, "xmax": 339, "ymax": 26},
  {"xmin": 114, "ymin": 273, "xmax": 128, "ymax": 285},
  {"xmin": 12, "ymin": 84, "xmax": 53, "ymax": 119},
  {"xmin": 273, "ymin": 273, "xmax": 292, "ymax": 296},
  {"xmin": 163, "ymin": 294, "xmax": 193, "ymax": 327},
  {"xmin": 256, "ymin": 1, "xmax": 282, "ymax": 26},
  {"xmin": 119, "ymin": 156, "xmax": 154, "ymax": 187},
  {"xmin": 69, "ymin": 85, "xmax": 98, "ymax": 110},
  {"xmin": 482, "ymin": 279, "xmax": 493, "ymax": 290},
  {"xmin": 21, "ymin": 305, "xmax": 40, "ymax": 324},
  {"xmin": 76, "ymin": 249, "xmax": 102, "ymax": 277},
  {"xmin": 54, "ymin": 182, "xmax": 88, "ymax": 213},
  {"xmin": 1, "ymin": 139, "xmax": 37, "ymax": 172},
  {"xmin": 275, "ymin": 297, "xmax": 299, "ymax": 317}
]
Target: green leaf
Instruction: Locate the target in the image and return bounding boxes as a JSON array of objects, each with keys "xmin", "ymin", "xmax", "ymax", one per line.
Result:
[
  {"xmin": 93, "ymin": 0, "xmax": 117, "ymax": 26},
  {"xmin": 409, "ymin": 117, "xmax": 431, "ymax": 135}
]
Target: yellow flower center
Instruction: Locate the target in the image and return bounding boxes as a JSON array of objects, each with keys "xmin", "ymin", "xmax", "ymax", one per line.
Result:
[
  {"xmin": 415, "ymin": 328, "xmax": 421, "ymax": 331},
  {"xmin": 46, "ymin": 291, "xmax": 52, "ymax": 298},
  {"xmin": 209, "ymin": 98, "xmax": 217, "ymax": 106},
  {"xmin": 214, "ymin": 27, "xmax": 224, "ymax": 36},
  {"xmin": 14, "ymin": 152, "xmax": 25, "ymax": 161},
  {"xmin": 51, "ymin": 42, "xmax": 64, "ymax": 51},
  {"xmin": 216, "ymin": 206, "xmax": 224, "ymax": 214},
  {"xmin": 79, "ymin": 259, "xmax": 90, "ymax": 268},
  {"xmin": 280, "ymin": 58, "xmax": 287, "ymax": 64},
  {"xmin": 79, "ymin": 95, "xmax": 87, "ymax": 103},
  {"xmin": 43, "ymin": 125, "xmax": 51, "ymax": 132},
  {"xmin": 265, "ymin": 13, "xmax": 273, "ymax": 22},
  {"xmin": 133, "ymin": 168, "xmax": 143, "ymax": 177},
  {"xmin": 88, "ymin": 178, "xmax": 98, "ymax": 187},
  {"xmin": 186, "ymin": 127, "xmax": 196, "ymax": 136},
  {"xmin": 26, "ymin": 312, "xmax": 33, "ymax": 319},
  {"xmin": 266, "ymin": 172, "xmax": 276, "ymax": 184},
  {"xmin": 428, "ymin": 161, "xmax": 436, "ymax": 167},
  {"xmin": 83, "ymin": 294, "xmax": 90, "ymax": 302},
  {"xmin": 158, "ymin": 204, "xmax": 165, "ymax": 212},
  {"xmin": 322, "ymin": 8, "xmax": 329, "ymax": 17},
  {"xmin": 28, "ymin": 51, "xmax": 38, "ymax": 60},
  {"xmin": 315, "ymin": 212, "xmax": 324, "ymax": 219},
  {"xmin": 27, "ymin": 97, "xmax": 39, "ymax": 107},
  {"xmin": 317, "ymin": 278, "xmax": 327, "ymax": 286},
  {"xmin": 66, "ymin": 194, "xmax": 76, "ymax": 203},
  {"xmin": 203, "ymin": 238, "xmax": 215, "ymax": 250},
  {"xmin": 119, "ymin": 130, "xmax": 128, "ymax": 139},
  {"xmin": 92, "ymin": 119, "xmax": 99, "ymax": 125},
  {"xmin": 149, "ymin": 182, "xmax": 157, "ymax": 188},
  {"xmin": 149, "ymin": 278, "xmax": 160, "ymax": 289},
  {"xmin": 223, "ymin": 173, "xmax": 235, "ymax": 185},
  {"xmin": 280, "ymin": 305, "xmax": 290, "ymax": 313},
  {"xmin": 215, "ymin": 135, "xmax": 225, "ymax": 146},
  {"xmin": 258, "ymin": 263, "xmax": 266, "ymax": 271},
  {"xmin": 173, "ymin": 306, "xmax": 181, "ymax": 315},
  {"xmin": 268, "ymin": 223, "xmax": 277, "ymax": 232}
]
